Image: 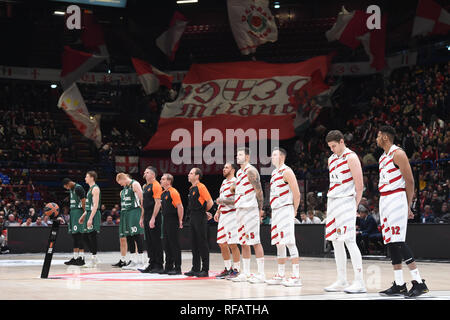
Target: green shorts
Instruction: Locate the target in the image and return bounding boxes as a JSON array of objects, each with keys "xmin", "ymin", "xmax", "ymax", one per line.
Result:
[
  {"xmin": 123, "ymin": 208, "xmax": 144, "ymax": 237},
  {"xmin": 68, "ymin": 209, "xmax": 84, "ymax": 234},
  {"xmin": 82, "ymin": 210, "xmax": 101, "ymax": 233}
]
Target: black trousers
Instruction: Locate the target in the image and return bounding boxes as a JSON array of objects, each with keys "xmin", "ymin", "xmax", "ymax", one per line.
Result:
[
  {"xmin": 190, "ymin": 214, "xmax": 209, "ymax": 272},
  {"xmin": 162, "ymin": 218, "xmax": 181, "ymax": 270},
  {"xmin": 144, "ymin": 213, "xmax": 163, "ymax": 268}
]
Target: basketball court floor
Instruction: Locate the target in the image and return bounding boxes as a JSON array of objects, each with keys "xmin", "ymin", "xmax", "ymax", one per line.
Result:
[{"xmin": 1, "ymin": 251, "xmax": 449, "ymax": 300}]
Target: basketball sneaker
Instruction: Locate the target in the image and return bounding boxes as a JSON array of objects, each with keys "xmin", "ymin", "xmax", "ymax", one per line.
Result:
[
  {"xmin": 282, "ymin": 277, "xmax": 303, "ymax": 287},
  {"xmin": 195, "ymin": 270, "xmax": 209, "ymax": 278},
  {"xmin": 324, "ymin": 279, "xmax": 350, "ymax": 292},
  {"xmin": 184, "ymin": 269, "xmax": 199, "ymax": 277},
  {"xmin": 215, "ymin": 268, "xmax": 231, "ymax": 279},
  {"xmin": 344, "ymin": 280, "xmax": 367, "ymax": 294},
  {"xmin": 74, "ymin": 257, "xmax": 85, "ymax": 266},
  {"xmin": 248, "ymin": 273, "xmax": 266, "ymax": 284},
  {"xmin": 112, "ymin": 260, "xmax": 127, "ymax": 268},
  {"xmin": 225, "ymin": 269, "xmax": 239, "ymax": 280},
  {"xmin": 406, "ymin": 280, "xmax": 429, "ymax": 298},
  {"xmin": 231, "ymin": 273, "xmax": 250, "ymax": 282},
  {"xmin": 265, "ymin": 274, "xmax": 286, "ymax": 285},
  {"xmin": 379, "ymin": 281, "xmax": 408, "ymax": 296},
  {"xmin": 122, "ymin": 261, "xmax": 139, "ymax": 270},
  {"xmin": 64, "ymin": 257, "xmax": 77, "ymax": 265},
  {"xmin": 82, "ymin": 256, "xmax": 98, "ymax": 268}
]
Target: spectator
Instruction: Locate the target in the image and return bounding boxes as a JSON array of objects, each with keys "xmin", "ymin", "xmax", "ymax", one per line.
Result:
[
  {"xmin": 102, "ymin": 215, "xmax": 115, "ymax": 226},
  {"xmin": 356, "ymin": 205, "xmax": 381, "ymax": 255},
  {"xmin": 21, "ymin": 217, "xmax": 32, "ymax": 226},
  {"xmin": 421, "ymin": 205, "xmax": 436, "ymax": 223},
  {"xmin": 300, "ymin": 212, "xmax": 308, "ymax": 224},
  {"xmin": 31, "ymin": 216, "xmax": 47, "ymax": 227},
  {"xmin": 430, "ymin": 191, "xmax": 443, "ymax": 217},
  {"xmin": 4, "ymin": 214, "xmax": 19, "ymax": 227},
  {"xmin": 307, "ymin": 210, "xmax": 322, "ymax": 224},
  {"xmin": 61, "ymin": 206, "xmax": 70, "ymax": 225}
]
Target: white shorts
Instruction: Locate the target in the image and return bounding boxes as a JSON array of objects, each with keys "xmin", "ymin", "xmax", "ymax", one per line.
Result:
[
  {"xmin": 379, "ymin": 191, "xmax": 408, "ymax": 244},
  {"xmin": 236, "ymin": 207, "xmax": 261, "ymax": 246},
  {"xmin": 216, "ymin": 209, "xmax": 239, "ymax": 245},
  {"xmin": 271, "ymin": 205, "xmax": 296, "ymax": 245},
  {"xmin": 326, "ymin": 196, "xmax": 357, "ymax": 242}
]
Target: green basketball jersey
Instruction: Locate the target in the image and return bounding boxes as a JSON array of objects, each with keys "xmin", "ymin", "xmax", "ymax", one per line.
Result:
[
  {"xmin": 69, "ymin": 183, "xmax": 83, "ymax": 210},
  {"xmin": 120, "ymin": 180, "xmax": 140, "ymax": 211},
  {"xmin": 86, "ymin": 184, "xmax": 101, "ymax": 212}
]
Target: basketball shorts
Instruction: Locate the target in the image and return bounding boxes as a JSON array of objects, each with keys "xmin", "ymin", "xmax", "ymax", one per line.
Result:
[
  {"xmin": 125, "ymin": 208, "xmax": 144, "ymax": 236},
  {"xmin": 216, "ymin": 209, "xmax": 239, "ymax": 245},
  {"xmin": 68, "ymin": 209, "xmax": 83, "ymax": 234},
  {"xmin": 325, "ymin": 196, "xmax": 357, "ymax": 242},
  {"xmin": 271, "ymin": 204, "xmax": 296, "ymax": 245},
  {"xmin": 82, "ymin": 210, "xmax": 101, "ymax": 233},
  {"xmin": 379, "ymin": 191, "xmax": 408, "ymax": 244},
  {"xmin": 236, "ymin": 206, "xmax": 261, "ymax": 246}
]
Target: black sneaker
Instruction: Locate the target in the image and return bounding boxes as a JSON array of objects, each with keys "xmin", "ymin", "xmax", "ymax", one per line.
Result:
[
  {"xmin": 150, "ymin": 267, "xmax": 165, "ymax": 274},
  {"xmin": 138, "ymin": 265, "xmax": 152, "ymax": 273},
  {"xmin": 168, "ymin": 269, "xmax": 182, "ymax": 275},
  {"xmin": 111, "ymin": 260, "xmax": 127, "ymax": 268},
  {"xmin": 195, "ymin": 270, "xmax": 209, "ymax": 278},
  {"xmin": 74, "ymin": 257, "xmax": 85, "ymax": 266},
  {"xmin": 379, "ymin": 281, "xmax": 408, "ymax": 296},
  {"xmin": 215, "ymin": 268, "xmax": 231, "ymax": 279},
  {"xmin": 64, "ymin": 257, "xmax": 77, "ymax": 265},
  {"xmin": 406, "ymin": 280, "xmax": 429, "ymax": 298},
  {"xmin": 184, "ymin": 269, "xmax": 199, "ymax": 277},
  {"xmin": 159, "ymin": 267, "xmax": 173, "ymax": 274}
]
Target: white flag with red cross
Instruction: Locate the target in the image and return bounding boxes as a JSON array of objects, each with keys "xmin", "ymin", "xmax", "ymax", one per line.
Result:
[{"xmin": 115, "ymin": 156, "xmax": 139, "ymax": 173}]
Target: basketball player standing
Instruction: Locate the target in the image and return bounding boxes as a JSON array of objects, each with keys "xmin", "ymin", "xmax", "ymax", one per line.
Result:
[
  {"xmin": 324, "ymin": 130, "xmax": 366, "ymax": 293},
  {"xmin": 376, "ymin": 125, "xmax": 428, "ymax": 297}
]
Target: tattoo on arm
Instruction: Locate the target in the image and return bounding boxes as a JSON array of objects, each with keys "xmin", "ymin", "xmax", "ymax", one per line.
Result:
[{"xmin": 248, "ymin": 168, "xmax": 263, "ymax": 210}]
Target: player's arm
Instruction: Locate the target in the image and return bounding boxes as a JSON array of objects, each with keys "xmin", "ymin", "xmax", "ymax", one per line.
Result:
[
  {"xmin": 283, "ymin": 168, "xmax": 301, "ymax": 214},
  {"xmin": 150, "ymin": 184, "xmax": 162, "ymax": 228},
  {"xmin": 75, "ymin": 186, "xmax": 86, "ymax": 212},
  {"xmin": 88, "ymin": 187, "xmax": 100, "ymax": 222},
  {"xmin": 199, "ymin": 184, "xmax": 214, "ymax": 211},
  {"xmin": 347, "ymin": 153, "xmax": 364, "ymax": 207},
  {"xmin": 247, "ymin": 167, "xmax": 264, "ymax": 216},
  {"xmin": 177, "ymin": 203, "xmax": 184, "ymax": 228},
  {"xmin": 393, "ymin": 149, "xmax": 414, "ymax": 218}
]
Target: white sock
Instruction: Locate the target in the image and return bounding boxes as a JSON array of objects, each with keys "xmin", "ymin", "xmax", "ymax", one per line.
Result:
[
  {"xmin": 345, "ymin": 241, "xmax": 364, "ymax": 282},
  {"xmin": 394, "ymin": 269, "xmax": 404, "ymax": 286},
  {"xmin": 73, "ymin": 251, "xmax": 78, "ymax": 259},
  {"xmin": 121, "ymin": 255, "xmax": 126, "ymax": 262},
  {"xmin": 278, "ymin": 264, "xmax": 286, "ymax": 277},
  {"xmin": 292, "ymin": 264, "xmax": 300, "ymax": 278},
  {"xmin": 333, "ymin": 241, "xmax": 347, "ymax": 282},
  {"xmin": 243, "ymin": 258, "xmax": 251, "ymax": 275},
  {"xmin": 224, "ymin": 259, "xmax": 232, "ymax": 270},
  {"xmin": 139, "ymin": 253, "xmax": 145, "ymax": 265},
  {"xmin": 131, "ymin": 253, "xmax": 137, "ymax": 263},
  {"xmin": 233, "ymin": 261, "xmax": 240, "ymax": 272},
  {"xmin": 410, "ymin": 268, "xmax": 423, "ymax": 283},
  {"xmin": 256, "ymin": 257, "xmax": 264, "ymax": 275}
]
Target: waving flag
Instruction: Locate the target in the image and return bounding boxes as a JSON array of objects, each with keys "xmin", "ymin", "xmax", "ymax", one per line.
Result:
[
  {"xmin": 326, "ymin": 7, "xmax": 386, "ymax": 71},
  {"xmin": 144, "ymin": 56, "xmax": 328, "ymax": 150},
  {"xmin": 131, "ymin": 58, "xmax": 173, "ymax": 95},
  {"xmin": 156, "ymin": 11, "xmax": 188, "ymax": 61},
  {"xmin": 60, "ymin": 46, "xmax": 107, "ymax": 90},
  {"xmin": 57, "ymin": 83, "xmax": 102, "ymax": 148},
  {"xmin": 412, "ymin": 0, "xmax": 450, "ymax": 37},
  {"xmin": 227, "ymin": 0, "xmax": 278, "ymax": 55},
  {"xmin": 81, "ymin": 12, "xmax": 110, "ymax": 62}
]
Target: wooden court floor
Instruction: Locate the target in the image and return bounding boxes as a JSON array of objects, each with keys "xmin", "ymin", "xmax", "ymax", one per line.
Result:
[{"xmin": 1, "ymin": 252, "xmax": 450, "ymax": 300}]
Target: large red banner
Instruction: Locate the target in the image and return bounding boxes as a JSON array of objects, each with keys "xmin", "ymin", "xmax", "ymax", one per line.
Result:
[{"xmin": 144, "ymin": 56, "xmax": 329, "ymax": 151}]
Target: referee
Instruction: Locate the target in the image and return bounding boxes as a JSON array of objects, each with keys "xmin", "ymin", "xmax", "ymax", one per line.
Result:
[
  {"xmin": 160, "ymin": 173, "xmax": 184, "ymax": 275},
  {"xmin": 139, "ymin": 166, "xmax": 164, "ymax": 274},
  {"xmin": 185, "ymin": 168, "xmax": 213, "ymax": 277}
]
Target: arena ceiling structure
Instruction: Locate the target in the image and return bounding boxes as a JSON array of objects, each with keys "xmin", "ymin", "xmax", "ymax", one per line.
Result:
[{"xmin": 1, "ymin": 0, "xmax": 448, "ymax": 74}]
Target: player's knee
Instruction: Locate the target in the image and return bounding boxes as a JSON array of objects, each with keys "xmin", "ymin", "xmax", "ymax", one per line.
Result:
[
  {"xmin": 388, "ymin": 243, "xmax": 402, "ymax": 265},
  {"xmin": 276, "ymin": 244, "xmax": 287, "ymax": 259},
  {"xmin": 286, "ymin": 244, "xmax": 299, "ymax": 258},
  {"xmin": 399, "ymin": 242, "xmax": 415, "ymax": 265}
]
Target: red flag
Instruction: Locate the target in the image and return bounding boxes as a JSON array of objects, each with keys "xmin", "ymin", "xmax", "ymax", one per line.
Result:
[
  {"xmin": 60, "ymin": 46, "xmax": 106, "ymax": 90},
  {"xmin": 155, "ymin": 11, "xmax": 188, "ymax": 61},
  {"xmin": 412, "ymin": 0, "xmax": 450, "ymax": 37},
  {"xmin": 131, "ymin": 58, "xmax": 173, "ymax": 95},
  {"xmin": 81, "ymin": 12, "xmax": 109, "ymax": 60}
]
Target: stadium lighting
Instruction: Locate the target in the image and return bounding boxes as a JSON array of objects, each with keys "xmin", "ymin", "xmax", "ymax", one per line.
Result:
[
  {"xmin": 177, "ymin": 0, "xmax": 198, "ymax": 4},
  {"xmin": 273, "ymin": 1, "xmax": 280, "ymax": 9},
  {"xmin": 447, "ymin": 45, "xmax": 450, "ymax": 51},
  {"xmin": 50, "ymin": 84, "xmax": 57, "ymax": 89},
  {"xmin": 53, "ymin": 11, "xmax": 65, "ymax": 15},
  {"xmin": 107, "ymin": 69, "xmax": 111, "ymax": 74},
  {"xmin": 139, "ymin": 119, "xmax": 147, "ymax": 123}
]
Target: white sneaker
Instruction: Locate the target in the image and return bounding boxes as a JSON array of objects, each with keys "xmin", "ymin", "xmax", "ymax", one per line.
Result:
[
  {"xmin": 122, "ymin": 261, "xmax": 139, "ymax": 270},
  {"xmin": 282, "ymin": 276, "xmax": 303, "ymax": 287},
  {"xmin": 248, "ymin": 273, "xmax": 266, "ymax": 284},
  {"xmin": 265, "ymin": 274, "xmax": 286, "ymax": 285},
  {"xmin": 231, "ymin": 273, "xmax": 250, "ymax": 282},
  {"xmin": 344, "ymin": 280, "xmax": 367, "ymax": 294},
  {"xmin": 324, "ymin": 279, "xmax": 350, "ymax": 292}
]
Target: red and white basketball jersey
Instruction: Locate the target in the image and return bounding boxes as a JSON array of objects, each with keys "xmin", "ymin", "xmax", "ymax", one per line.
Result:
[
  {"xmin": 327, "ymin": 147, "xmax": 356, "ymax": 198},
  {"xmin": 218, "ymin": 177, "xmax": 236, "ymax": 214},
  {"xmin": 235, "ymin": 163, "xmax": 258, "ymax": 208},
  {"xmin": 378, "ymin": 145, "xmax": 405, "ymax": 193},
  {"xmin": 270, "ymin": 164, "xmax": 293, "ymax": 209}
]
